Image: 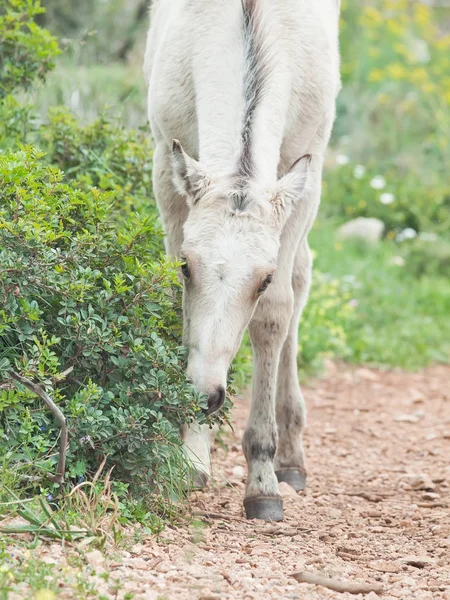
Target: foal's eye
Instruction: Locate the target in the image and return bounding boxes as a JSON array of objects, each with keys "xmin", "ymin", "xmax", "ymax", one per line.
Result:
[
  {"xmin": 257, "ymin": 274, "xmax": 273, "ymax": 294},
  {"xmin": 181, "ymin": 260, "xmax": 190, "ymax": 280}
]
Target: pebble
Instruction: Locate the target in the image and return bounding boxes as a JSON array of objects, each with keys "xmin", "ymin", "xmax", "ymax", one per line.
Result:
[
  {"xmin": 124, "ymin": 557, "xmax": 150, "ymax": 570},
  {"xmin": 85, "ymin": 550, "xmax": 105, "ymax": 567},
  {"xmin": 422, "ymin": 492, "xmax": 440, "ymax": 501},
  {"xmin": 402, "ymin": 474, "xmax": 435, "ymax": 491},
  {"xmin": 278, "ymin": 482, "xmax": 299, "ymax": 497},
  {"xmin": 231, "ymin": 465, "xmax": 245, "ymax": 479},
  {"xmin": 393, "ymin": 413, "xmax": 420, "ymax": 423}
]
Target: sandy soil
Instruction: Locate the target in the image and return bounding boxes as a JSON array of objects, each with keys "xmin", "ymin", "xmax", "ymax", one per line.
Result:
[
  {"xmin": 13, "ymin": 363, "xmax": 449, "ymax": 599},
  {"xmin": 98, "ymin": 362, "xmax": 450, "ymax": 600}
]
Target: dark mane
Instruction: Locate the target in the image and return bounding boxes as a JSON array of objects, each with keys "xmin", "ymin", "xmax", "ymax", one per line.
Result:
[{"xmin": 239, "ymin": 0, "xmax": 268, "ymax": 181}]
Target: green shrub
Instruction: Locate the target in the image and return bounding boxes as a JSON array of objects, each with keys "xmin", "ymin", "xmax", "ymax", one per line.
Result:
[
  {"xmin": 0, "ymin": 0, "xmax": 59, "ymax": 99},
  {"xmin": 0, "ymin": 147, "xmax": 208, "ymax": 502},
  {"xmin": 322, "ymin": 160, "xmax": 450, "ymax": 237}
]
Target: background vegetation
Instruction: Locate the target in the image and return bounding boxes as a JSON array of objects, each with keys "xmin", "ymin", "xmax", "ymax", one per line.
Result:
[{"xmin": 0, "ymin": 0, "xmax": 449, "ymax": 595}]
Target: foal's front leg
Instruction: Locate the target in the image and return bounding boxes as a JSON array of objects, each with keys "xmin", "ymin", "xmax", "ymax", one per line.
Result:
[
  {"xmin": 153, "ymin": 143, "xmax": 213, "ymax": 485},
  {"xmin": 243, "ymin": 285, "xmax": 293, "ymax": 521}
]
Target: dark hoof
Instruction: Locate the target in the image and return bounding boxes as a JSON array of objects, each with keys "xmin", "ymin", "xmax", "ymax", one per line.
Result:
[
  {"xmin": 275, "ymin": 468, "xmax": 307, "ymax": 492},
  {"xmin": 243, "ymin": 496, "xmax": 284, "ymax": 521},
  {"xmin": 192, "ymin": 471, "xmax": 209, "ymax": 490}
]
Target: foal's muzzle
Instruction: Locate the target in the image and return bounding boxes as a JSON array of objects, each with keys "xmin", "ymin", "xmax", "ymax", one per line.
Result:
[{"xmin": 204, "ymin": 385, "xmax": 225, "ymax": 415}]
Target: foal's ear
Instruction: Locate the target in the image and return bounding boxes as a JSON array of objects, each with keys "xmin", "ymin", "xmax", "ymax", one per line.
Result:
[
  {"xmin": 171, "ymin": 140, "xmax": 210, "ymax": 207},
  {"xmin": 269, "ymin": 153, "xmax": 313, "ymax": 226}
]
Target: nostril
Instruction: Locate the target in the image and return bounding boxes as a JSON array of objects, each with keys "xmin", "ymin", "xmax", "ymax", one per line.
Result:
[{"xmin": 205, "ymin": 385, "xmax": 225, "ymax": 415}]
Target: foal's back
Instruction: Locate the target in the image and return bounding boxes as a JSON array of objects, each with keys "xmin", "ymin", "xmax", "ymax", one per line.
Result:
[{"xmin": 145, "ymin": 0, "xmax": 340, "ymax": 169}]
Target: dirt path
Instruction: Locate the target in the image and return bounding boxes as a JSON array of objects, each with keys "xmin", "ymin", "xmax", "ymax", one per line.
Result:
[
  {"xmin": 17, "ymin": 363, "xmax": 449, "ymax": 599},
  {"xmin": 100, "ymin": 363, "xmax": 449, "ymax": 600}
]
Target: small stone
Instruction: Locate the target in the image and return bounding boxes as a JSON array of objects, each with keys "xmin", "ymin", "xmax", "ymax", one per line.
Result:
[
  {"xmin": 401, "ymin": 474, "xmax": 435, "ymax": 491},
  {"xmin": 125, "ymin": 557, "xmax": 150, "ymax": 570},
  {"xmin": 231, "ymin": 465, "xmax": 245, "ymax": 479},
  {"xmin": 278, "ymin": 482, "xmax": 298, "ymax": 497},
  {"xmin": 400, "ymin": 576, "xmax": 417, "ymax": 586},
  {"xmin": 400, "ymin": 556, "xmax": 436, "ymax": 568},
  {"xmin": 356, "ymin": 368, "xmax": 379, "ymax": 381},
  {"xmin": 338, "ymin": 217, "xmax": 385, "ymax": 243},
  {"xmin": 393, "ymin": 413, "xmax": 420, "ymax": 423},
  {"xmin": 368, "ymin": 560, "xmax": 400, "ymax": 573},
  {"xmin": 422, "ymin": 492, "xmax": 440, "ymax": 501},
  {"xmin": 85, "ymin": 550, "xmax": 105, "ymax": 567}
]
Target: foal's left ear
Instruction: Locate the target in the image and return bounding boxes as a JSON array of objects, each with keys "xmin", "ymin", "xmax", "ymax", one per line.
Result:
[
  {"xmin": 270, "ymin": 153, "xmax": 313, "ymax": 224},
  {"xmin": 171, "ymin": 140, "xmax": 210, "ymax": 207}
]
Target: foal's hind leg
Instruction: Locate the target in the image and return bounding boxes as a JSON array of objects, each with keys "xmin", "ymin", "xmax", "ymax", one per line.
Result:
[
  {"xmin": 274, "ymin": 240, "xmax": 312, "ymax": 491},
  {"xmin": 153, "ymin": 143, "xmax": 212, "ymax": 486}
]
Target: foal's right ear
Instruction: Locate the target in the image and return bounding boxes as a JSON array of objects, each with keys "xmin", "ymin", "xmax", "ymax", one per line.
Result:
[{"xmin": 171, "ymin": 140, "xmax": 210, "ymax": 207}]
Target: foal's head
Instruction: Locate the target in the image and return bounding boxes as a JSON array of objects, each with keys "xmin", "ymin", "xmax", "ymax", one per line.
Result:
[{"xmin": 171, "ymin": 141, "xmax": 311, "ymax": 414}]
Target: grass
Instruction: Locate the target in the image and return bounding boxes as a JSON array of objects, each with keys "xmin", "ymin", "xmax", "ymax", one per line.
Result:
[
  {"xmin": 0, "ymin": 534, "xmax": 133, "ymax": 600},
  {"xmin": 310, "ymin": 218, "xmax": 450, "ymax": 369}
]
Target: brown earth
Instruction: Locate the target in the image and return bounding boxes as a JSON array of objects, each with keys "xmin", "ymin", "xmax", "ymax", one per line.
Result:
[{"xmin": 20, "ymin": 363, "xmax": 450, "ymax": 599}]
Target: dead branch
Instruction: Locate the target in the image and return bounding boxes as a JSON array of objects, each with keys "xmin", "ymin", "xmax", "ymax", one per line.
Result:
[
  {"xmin": 292, "ymin": 571, "xmax": 384, "ymax": 595},
  {"xmin": 193, "ymin": 511, "xmax": 245, "ymax": 522},
  {"xmin": 259, "ymin": 525, "xmax": 313, "ymax": 536},
  {"xmin": 8, "ymin": 371, "xmax": 67, "ymax": 484}
]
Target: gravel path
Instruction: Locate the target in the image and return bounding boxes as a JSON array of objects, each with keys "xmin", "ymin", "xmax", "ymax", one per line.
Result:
[
  {"xmin": 105, "ymin": 363, "xmax": 450, "ymax": 600},
  {"xmin": 23, "ymin": 363, "xmax": 450, "ymax": 599}
]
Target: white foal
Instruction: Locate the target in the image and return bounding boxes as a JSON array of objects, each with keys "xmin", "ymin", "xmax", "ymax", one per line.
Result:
[{"xmin": 144, "ymin": 0, "xmax": 341, "ymax": 520}]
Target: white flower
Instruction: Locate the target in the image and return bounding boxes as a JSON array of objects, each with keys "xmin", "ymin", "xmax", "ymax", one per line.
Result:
[
  {"xmin": 336, "ymin": 154, "xmax": 350, "ymax": 165},
  {"xmin": 370, "ymin": 175, "xmax": 386, "ymax": 190},
  {"xmin": 391, "ymin": 256, "xmax": 405, "ymax": 267},
  {"xmin": 396, "ymin": 228, "xmax": 417, "ymax": 242},
  {"xmin": 419, "ymin": 232, "xmax": 437, "ymax": 242},
  {"xmin": 409, "ymin": 39, "xmax": 430, "ymax": 64},
  {"xmin": 380, "ymin": 192, "xmax": 395, "ymax": 205},
  {"xmin": 353, "ymin": 164, "xmax": 366, "ymax": 179}
]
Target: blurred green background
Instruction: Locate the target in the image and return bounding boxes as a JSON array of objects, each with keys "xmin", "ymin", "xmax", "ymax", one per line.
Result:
[
  {"xmin": 25, "ymin": 0, "xmax": 449, "ymax": 372},
  {"xmin": 0, "ymin": 1, "xmax": 449, "ymax": 592}
]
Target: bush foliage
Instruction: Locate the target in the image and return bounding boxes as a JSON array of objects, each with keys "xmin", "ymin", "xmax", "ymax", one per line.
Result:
[
  {"xmin": 0, "ymin": 0, "xmax": 59, "ymax": 99},
  {"xmin": 0, "ymin": 0, "xmax": 209, "ymax": 506},
  {"xmin": 0, "ymin": 147, "xmax": 208, "ymax": 497}
]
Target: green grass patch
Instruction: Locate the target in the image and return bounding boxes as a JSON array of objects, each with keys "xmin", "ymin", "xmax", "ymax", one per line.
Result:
[{"xmin": 310, "ymin": 219, "xmax": 450, "ymax": 369}]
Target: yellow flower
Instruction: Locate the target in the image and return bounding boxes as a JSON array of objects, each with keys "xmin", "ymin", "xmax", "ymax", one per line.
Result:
[
  {"xmin": 394, "ymin": 43, "xmax": 408, "ymax": 58},
  {"xmin": 387, "ymin": 20, "xmax": 403, "ymax": 36},
  {"xmin": 436, "ymin": 36, "xmax": 450, "ymax": 51},
  {"xmin": 400, "ymin": 99, "xmax": 415, "ymax": 113},
  {"xmin": 364, "ymin": 6, "xmax": 383, "ymax": 23},
  {"xmin": 410, "ymin": 67, "xmax": 428, "ymax": 83},
  {"xmin": 35, "ymin": 591, "xmax": 56, "ymax": 600},
  {"xmin": 414, "ymin": 5, "xmax": 431, "ymax": 25},
  {"xmin": 387, "ymin": 63, "xmax": 407, "ymax": 80},
  {"xmin": 378, "ymin": 93, "xmax": 391, "ymax": 105},
  {"xmin": 368, "ymin": 69, "xmax": 384, "ymax": 83},
  {"xmin": 421, "ymin": 81, "xmax": 436, "ymax": 94}
]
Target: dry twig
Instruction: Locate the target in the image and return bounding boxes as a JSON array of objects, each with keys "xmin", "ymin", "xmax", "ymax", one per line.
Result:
[
  {"xmin": 193, "ymin": 511, "xmax": 245, "ymax": 522},
  {"xmin": 8, "ymin": 371, "xmax": 67, "ymax": 484},
  {"xmin": 292, "ymin": 571, "xmax": 384, "ymax": 595},
  {"xmin": 259, "ymin": 525, "xmax": 313, "ymax": 536}
]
